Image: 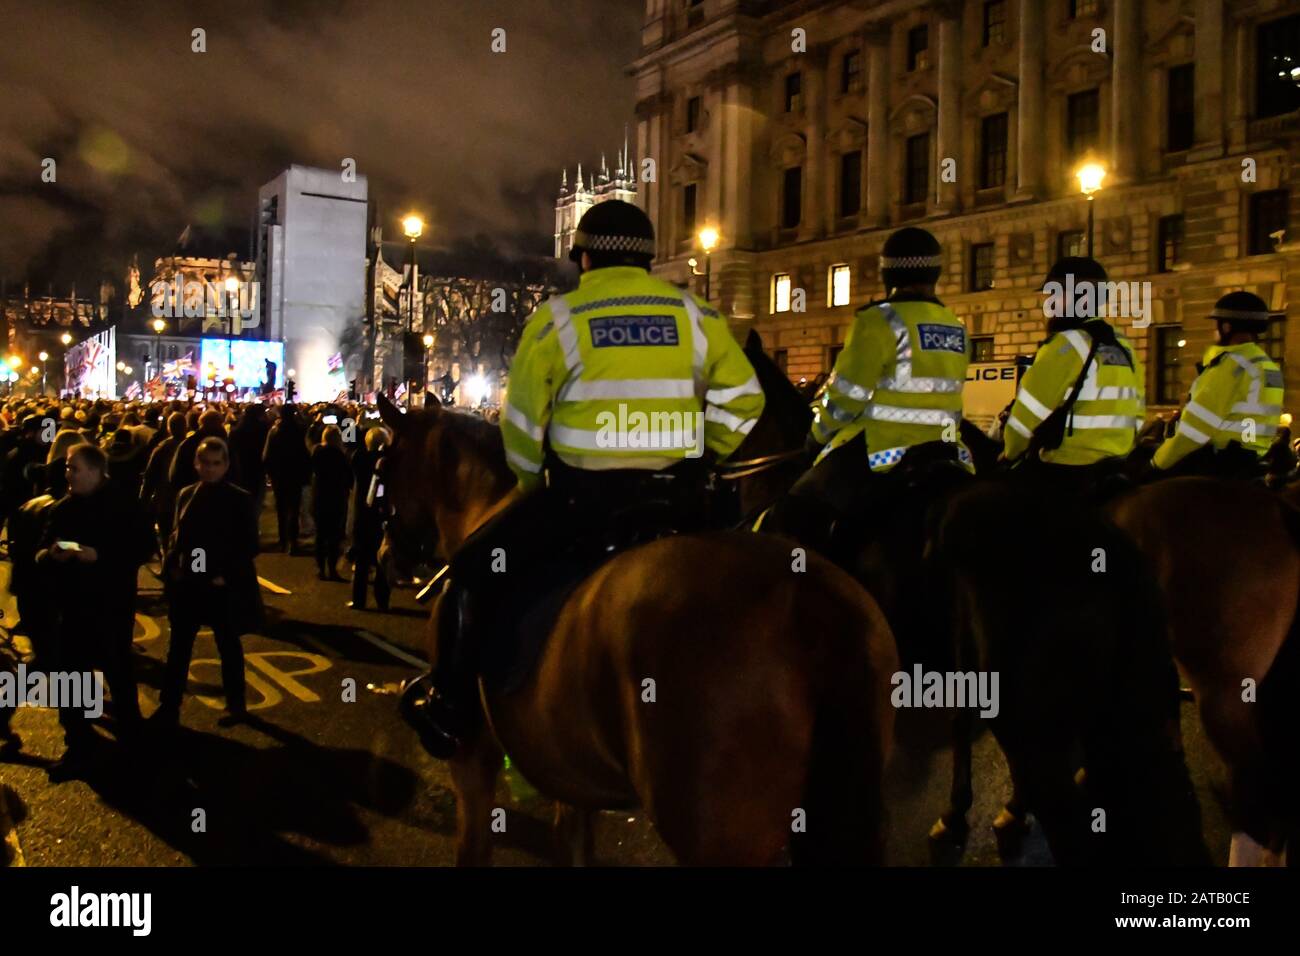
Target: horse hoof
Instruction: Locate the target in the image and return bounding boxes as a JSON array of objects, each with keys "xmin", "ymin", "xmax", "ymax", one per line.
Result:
[
  {"xmin": 992, "ymin": 807, "xmax": 1031, "ymax": 858},
  {"xmin": 928, "ymin": 814, "xmax": 969, "ymax": 865}
]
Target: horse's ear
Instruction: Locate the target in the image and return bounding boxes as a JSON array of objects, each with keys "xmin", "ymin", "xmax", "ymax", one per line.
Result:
[
  {"xmin": 425, "ymin": 391, "xmax": 440, "ymax": 407},
  {"xmin": 376, "ymin": 392, "xmax": 405, "ymax": 432},
  {"xmin": 745, "ymin": 329, "xmax": 763, "ymax": 351}
]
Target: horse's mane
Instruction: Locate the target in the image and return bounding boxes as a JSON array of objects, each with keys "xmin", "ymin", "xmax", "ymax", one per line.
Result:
[{"xmin": 427, "ymin": 407, "xmax": 517, "ymax": 500}]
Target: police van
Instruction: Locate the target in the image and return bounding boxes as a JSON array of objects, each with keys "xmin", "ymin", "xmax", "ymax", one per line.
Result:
[{"xmin": 963, "ymin": 359, "xmax": 1028, "ymax": 432}]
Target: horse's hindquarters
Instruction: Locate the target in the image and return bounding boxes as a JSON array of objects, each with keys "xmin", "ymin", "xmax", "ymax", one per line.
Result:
[{"xmin": 485, "ymin": 531, "xmax": 899, "ymax": 865}]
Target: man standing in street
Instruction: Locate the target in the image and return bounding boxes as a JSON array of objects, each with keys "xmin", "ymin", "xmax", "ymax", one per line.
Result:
[{"xmin": 155, "ymin": 437, "xmax": 262, "ymax": 728}]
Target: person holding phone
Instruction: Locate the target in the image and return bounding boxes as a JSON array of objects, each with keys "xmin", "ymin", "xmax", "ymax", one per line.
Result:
[{"xmin": 36, "ymin": 443, "xmax": 154, "ymax": 780}]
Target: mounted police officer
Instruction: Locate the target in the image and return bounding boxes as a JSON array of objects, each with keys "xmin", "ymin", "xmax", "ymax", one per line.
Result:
[
  {"xmin": 761, "ymin": 226, "xmax": 970, "ymax": 551},
  {"xmin": 1001, "ymin": 256, "xmax": 1145, "ymax": 497},
  {"xmin": 403, "ymin": 200, "xmax": 764, "ymax": 757},
  {"xmin": 1151, "ymin": 291, "xmax": 1283, "ymax": 479}
]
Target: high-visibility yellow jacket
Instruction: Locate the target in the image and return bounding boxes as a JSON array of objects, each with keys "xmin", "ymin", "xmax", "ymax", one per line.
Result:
[
  {"xmin": 500, "ymin": 266, "xmax": 765, "ymax": 493},
  {"xmin": 810, "ymin": 296, "xmax": 970, "ymax": 472},
  {"xmin": 1003, "ymin": 324, "xmax": 1145, "ymax": 466},
  {"xmin": 1153, "ymin": 342, "xmax": 1283, "ymax": 470}
]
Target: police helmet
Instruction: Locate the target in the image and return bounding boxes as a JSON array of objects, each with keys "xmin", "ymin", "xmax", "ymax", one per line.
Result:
[
  {"xmin": 880, "ymin": 227, "xmax": 943, "ymax": 290},
  {"xmin": 569, "ymin": 200, "xmax": 656, "ymax": 266},
  {"xmin": 1209, "ymin": 291, "xmax": 1270, "ymax": 333}
]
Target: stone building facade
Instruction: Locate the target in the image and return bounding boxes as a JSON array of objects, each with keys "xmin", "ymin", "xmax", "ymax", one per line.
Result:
[{"xmin": 629, "ymin": 0, "xmax": 1300, "ymax": 409}]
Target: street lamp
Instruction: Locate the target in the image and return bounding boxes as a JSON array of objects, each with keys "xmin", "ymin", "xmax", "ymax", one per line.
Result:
[
  {"xmin": 38, "ymin": 351, "xmax": 48, "ymax": 395},
  {"xmin": 689, "ymin": 226, "xmax": 720, "ymax": 301},
  {"xmin": 152, "ymin": 317, "xmax": 166, "ymax": 385},
  {"xmin": 422, "ymin": 333, "xmax": 434, "ymax": 397},
  {"xmin": 402, "ymin": 214, "xmax": 424, "ymax": 334},
  {"xmin": 60, "ymin": 332, "xmax": 72, "ymax": 346},
  {"xmin": 1076, "ymin": 163, "xmax": 1106, "ymax": 257}
]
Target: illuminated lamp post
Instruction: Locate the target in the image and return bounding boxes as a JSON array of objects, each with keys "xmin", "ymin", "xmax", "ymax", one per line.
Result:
[{"xmin": 1076, "ymin": 163, "xmax": 1106, "ymax": 258}]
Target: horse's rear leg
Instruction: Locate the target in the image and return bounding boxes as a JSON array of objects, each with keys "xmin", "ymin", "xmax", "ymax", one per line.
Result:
[
  {"xmin": 929, "ymin": 709, "xmax": 973, "ymax": 862},
  {"xmin": 450, "ymin": 731, "xmax": 504, "ymax": 866},
  {"xmin": 999, "ymin": 741, "xmax": 1092, "ymax": 865},
  {"xmin": 553, "ymin": 803, "xmax": 595, "ymax": 866}
]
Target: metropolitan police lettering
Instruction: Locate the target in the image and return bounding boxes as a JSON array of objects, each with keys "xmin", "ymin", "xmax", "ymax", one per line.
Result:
[
  {"xmin": 589, "ymin": 315, "xmax": 680, "ymax": 347},
  {"xmin": 1097, "ymin": 344, "xmax": 1134, "ymax": 367},
  {"xmin": 917, "ymin": 324, "xmax": 966, "ymax": 354}
]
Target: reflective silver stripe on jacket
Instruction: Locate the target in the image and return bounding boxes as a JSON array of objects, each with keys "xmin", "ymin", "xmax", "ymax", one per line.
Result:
[
  {"xmin": 867, "ymin": 405, "xmax": 960, "ymax": 427},
  {"xmin": 826, "ymin": 371, "xmax": 871, "ymax": 402},
  {"xmin": 561, "ymin": 378, "xmax": 696, "ymax": 402},
  {"xmin": 549, "ymin": 296, "xmax": 584, "ymax": 378},
  {"xmin": 873, "ymin": 303, "xmax": 964, "ymax": 394},
  {"xmin": 680, "ymin": 295, "xmax": 708, "ymax": 390}
]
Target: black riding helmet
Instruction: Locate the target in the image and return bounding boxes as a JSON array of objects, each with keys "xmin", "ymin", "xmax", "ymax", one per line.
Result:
[
  {"xmin": 568, "ymin": 200, "xmax": 656, "ymax": 267},
  {"xmin": 880, "ymin": 227, "xmax": 943, "ymax": 290},
  {"xmin": 1209, "ymin": 290, "xmax": 1270, "ymax": 333}
]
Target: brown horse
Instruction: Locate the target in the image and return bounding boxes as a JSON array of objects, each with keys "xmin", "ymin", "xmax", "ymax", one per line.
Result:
[{"xmin": 378, "ymin": 397, "xmax": 899, "ymax": 865}]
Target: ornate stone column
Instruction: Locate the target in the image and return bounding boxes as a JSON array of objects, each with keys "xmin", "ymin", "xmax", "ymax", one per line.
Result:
[
  {"xmin": 1015, "ymin": 0, "xmax": 1045, "ymax": 199},
  {"xmin": 1110, "ymin": 0, "xmax": 1141, "ymax": 181},
  {"xmin": 934, "ymin": 3, "xmax": 962, "ymax": 213},
  {"xmin": 865, "ymin": 24, "xmax": 891, "ymax": 225}
]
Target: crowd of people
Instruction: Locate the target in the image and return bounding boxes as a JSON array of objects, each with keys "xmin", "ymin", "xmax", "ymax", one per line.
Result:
[{"xmin": 0, "ymin": 395, "xmax": 402, "ymax": 779}]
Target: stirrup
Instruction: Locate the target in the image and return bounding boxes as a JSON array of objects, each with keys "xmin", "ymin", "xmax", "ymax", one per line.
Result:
[{"xmin": 398, "ymin": 673, "xmax": 465, "ymax": 759}]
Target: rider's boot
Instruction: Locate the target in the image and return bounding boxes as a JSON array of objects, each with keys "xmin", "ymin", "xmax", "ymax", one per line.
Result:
[{"xmin": 399, "ymin": 582, "xmax": 481, "ymax": 759}]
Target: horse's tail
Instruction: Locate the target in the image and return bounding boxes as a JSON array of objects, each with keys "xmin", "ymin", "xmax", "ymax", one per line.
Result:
[{"xmin": 790, "ymin": 578, "xmax": 897, "ymax": 866}]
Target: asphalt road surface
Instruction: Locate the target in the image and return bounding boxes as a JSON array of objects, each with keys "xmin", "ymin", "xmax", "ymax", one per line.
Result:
[{"xmin": 0, "ymin": 499, "xmax": 1233, "ymax": 867}]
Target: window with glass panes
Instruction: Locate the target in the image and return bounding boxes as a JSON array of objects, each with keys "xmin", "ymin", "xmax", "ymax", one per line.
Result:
[
  {"xmin": 683, "ymin": 183, "xmax": 697, "ymax": 235},
  {"xmin": 1070, "ymin": 0, "xmax": 1099, "ymax": 18},
  {"xmin": 785, "ymin": 72, "xmax": 802, "ymax": 112},
  {"xmin": 983, "ymin": 1, "xmax": 1006, "ymax": 46},
  {"xmin": 1155, "ymin": 326, "xmax": 1185, "ymax": 405},
  {"xmin": 905, "ymin": 133, "xmax": 930, "ymax": 204},
  {"xmin": 1157, "ymin": 215, "xmax": 1184, "ymax": 272},
  {"xmin": 981, "ymin": 113, "xmax": 1008, "ymax": 189},
  {"xmin": 829, "ymin": 264, "xmax": 851, "ymax": 307},
  {"xmin": 1263, "ymin": 317, "xmax": 1286, "ymax": 366},
  {"xmin": 1058, "ymin": 230, "xmax": 1086, "ymax": 259},
  {"xmin": 971, "ymin": 336, "xmax": 996, "ymax": 362},
  {"xmin": 1256, "ymin": 15, "xmax": 1300, "ymax": 119},
  {"xmin": 772, "ymin": 274, "xmax": 792, "ymax": 313},
  {"xmin": 908, "ymin": 25, "xmax": 929, "ymax": 71},
  {"xmin": 970, "ymin": 243, "xmax": 995, "ymax": 292},
  {"xmin": 1167, "ymin": 64, "xmax": 1195, "ymax": 152},
  {"xmin": 1067, "ymin": 89, "xmax": 1100, "ymax": 154},
  {"xmin": 842, "ymin": 50, "xmax": 862, "ymax": 93},
  {"xmin": 1249, "ymin": 189, "xmax": 1289, "ymax": 255},
  {"xmin": 782, "ymin": 166, "xmax": 802, "ymax": 229},
  {"xmin": 839, "ymin": 150, "xmax": 862, "ymax": 218}
]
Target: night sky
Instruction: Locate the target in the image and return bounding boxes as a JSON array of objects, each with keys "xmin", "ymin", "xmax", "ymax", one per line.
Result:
[{"xmin": 0, "ymin": 0, "xmax": 644, "ymax": 291}]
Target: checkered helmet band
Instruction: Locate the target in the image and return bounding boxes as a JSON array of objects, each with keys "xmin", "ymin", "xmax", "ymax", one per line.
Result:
[
  {"xmin": 1210, "ymin": 307, "xmax": 1269, "ymax": 322},
  {"xmin": 573, "ymin": 230, "xmax": 656, "ymax": 257},
  {"xmin": 880, "ymin": 254, "xmax": 943, "ymax": 269}
]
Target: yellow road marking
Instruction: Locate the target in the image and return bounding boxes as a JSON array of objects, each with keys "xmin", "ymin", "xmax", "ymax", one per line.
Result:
[{"xmin": 258, "ymin": 576, "xmax": 291, "ymax": 595}]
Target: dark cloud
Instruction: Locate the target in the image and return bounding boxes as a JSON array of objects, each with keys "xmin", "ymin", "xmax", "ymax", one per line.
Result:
[{"xmin": 0, "ymin": 0, "xmax": 643, "ymax": 288}]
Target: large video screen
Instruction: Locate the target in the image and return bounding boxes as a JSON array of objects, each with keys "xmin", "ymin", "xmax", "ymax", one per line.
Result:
[{"xmin": 200, "ymin": 338, "xmax": 284, "ymax": 389}]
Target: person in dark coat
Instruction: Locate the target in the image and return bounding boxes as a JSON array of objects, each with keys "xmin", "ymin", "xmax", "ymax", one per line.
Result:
[
  {"xmin": 2, "ymin": 415, "xmax": 48, "ymax": 529},
  {"xmin": 35, "ymin": 444, "xmax": 154, "ymax": 779},
  {"xmin": 169, "ymin": 409, "xmax": 238, "ymax": 493},
  {"xmin": 348, "ymin": 425, "xmax": 391, "ymax": 610},
  {"xmin": 229, "ymin": 404, "xmax": 270, "ymax": 514},
  {"xmin": 156, "ymin": 437, "xmax": 262, "ymax": 727},
  {"xmin": 263, "ymin": 405, "xmax": 311, "ymax": 553},
  {"xmin": 141, "ymin": 412, "xmax": 188, "ymax": 549},
  {"xmin": 106, "ymin": 427, "xmax": 148, "ymax": 499},
  {"xmin": 310, "ymin": 424, "xmax": 353, "ymax": 580},
  {"xmin": 9, "ymin": 493, "xmax": 57, "ymax": 674}
]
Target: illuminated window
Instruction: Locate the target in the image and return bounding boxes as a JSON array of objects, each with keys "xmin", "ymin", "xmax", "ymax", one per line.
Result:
[
  {"xmin": 1070, "ymin": 0, "xmax": 1099, "ymax": 17},
  {"xmin": 1257, "ymin": 15, "xmax": 1300, "ymax": 118},
  {"xmin": 772, "ymin": 273, "xmax": 792, "ymax": 313},
  {"xmin": 829, "ymin": 264, "xmax": 851, "ymax": 307}
]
